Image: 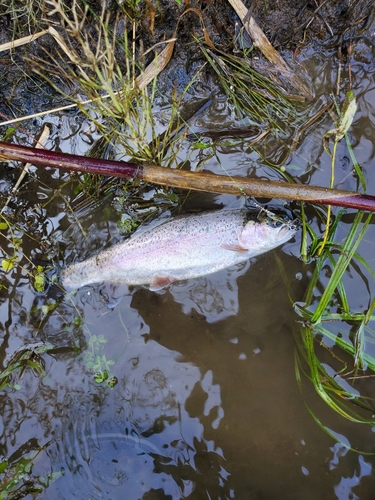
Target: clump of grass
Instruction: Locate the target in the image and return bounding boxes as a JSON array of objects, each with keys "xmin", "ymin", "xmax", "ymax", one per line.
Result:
[
  {"xmin": 0, "ymin": 0, "xmax": 46, "ymax": 35},
  {"xmin": 295, "ymin": 204, "xmax": 375, "ymax": 432},
  {"xmin": 285, "ymin": 87, "xmax": 375, "ymax": 442},
  {"xmin": 199, "ymin": 43, "xmax": 303, "ymax": 133},
  {"xmin": 33, "ymin": 0, "xmax": 187, "ymax": 169}
]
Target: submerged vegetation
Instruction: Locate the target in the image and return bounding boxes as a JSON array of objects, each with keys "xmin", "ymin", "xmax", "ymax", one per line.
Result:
[
  {"xmin": 0, "ymin": 3, "xmax": 375, "ymax": 494},
  {"xmin": 295, "ymin": 209, "xmax": 375, "ymax": 428},
  {"xmin": 0, "ymin": 445, "xmax": 62, "ymax": 499}
]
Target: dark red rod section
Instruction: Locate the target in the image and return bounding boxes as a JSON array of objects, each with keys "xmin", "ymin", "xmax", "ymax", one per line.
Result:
[{"xmin": 1, "ymin": 141, "xmax": 375, "ymax": 212}]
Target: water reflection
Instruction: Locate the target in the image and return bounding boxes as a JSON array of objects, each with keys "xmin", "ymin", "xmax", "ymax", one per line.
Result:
[
  {"xmin": 14, "ymin": 289, "xmax": 228, "ymax": 498},
  {"xmin": 334, "ymin": 455, "xmax": 372, "ymax": 500},
  {"xmin": 3, "ymin": 43, "xmax": 375, "ymax": 498},
  {"xmin": 1, "ymin": 242, "xmax": 375, "ymax": 498},
  {"xmin": 169, "ymin": 262, "xmax": 250, "ymax": 323}
]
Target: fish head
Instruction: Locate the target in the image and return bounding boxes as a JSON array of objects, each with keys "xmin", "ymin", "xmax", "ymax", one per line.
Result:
[{"xmin": 240, "ymin": 214, "xmax": 298, "ymax": 253}]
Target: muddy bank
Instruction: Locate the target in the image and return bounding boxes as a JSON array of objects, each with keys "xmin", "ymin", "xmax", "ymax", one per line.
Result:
[{"xmin": 1, "ymin": 0, "xmax": 374, "ymax": 122}]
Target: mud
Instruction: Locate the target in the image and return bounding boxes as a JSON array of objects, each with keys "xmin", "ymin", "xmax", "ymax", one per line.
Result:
[{"xmin": 1, "ymin": 0, "xmax": 374, "ymax": 121}]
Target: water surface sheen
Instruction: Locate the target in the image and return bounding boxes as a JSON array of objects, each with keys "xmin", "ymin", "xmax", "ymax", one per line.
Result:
[{"xmin": 2, "ymin": 49, "xmax": 375, "ymax": 499}]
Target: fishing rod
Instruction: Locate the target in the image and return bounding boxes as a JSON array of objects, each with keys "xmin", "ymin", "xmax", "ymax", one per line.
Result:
[{"xmin": 0, "ymin": 141, "xmax": 374, "ymax": 212}]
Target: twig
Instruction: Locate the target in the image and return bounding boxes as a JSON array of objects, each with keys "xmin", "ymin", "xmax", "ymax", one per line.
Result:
[
  {"xmin": 1, "ymin": 125, "xmax": 50, "ymax": 214},
  {"xmin": 313, "ymin": 0, "xmax": 333, "ymax": 37}
]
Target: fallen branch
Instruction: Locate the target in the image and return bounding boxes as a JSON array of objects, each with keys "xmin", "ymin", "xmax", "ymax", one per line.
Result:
[{"xmin": 0, "ymin": 141, "xmax": 374, "ymax": 212}]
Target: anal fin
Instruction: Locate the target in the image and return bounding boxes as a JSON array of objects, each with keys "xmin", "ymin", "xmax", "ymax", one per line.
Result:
[{"xmin": 149, "ymin": 275, "xmax": 176, "ymax": 292}]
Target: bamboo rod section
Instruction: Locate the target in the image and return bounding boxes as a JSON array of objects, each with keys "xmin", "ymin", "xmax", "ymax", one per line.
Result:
[{"xmin": 0, "ymin": 141, "xmax": 374, "ymax": 212}]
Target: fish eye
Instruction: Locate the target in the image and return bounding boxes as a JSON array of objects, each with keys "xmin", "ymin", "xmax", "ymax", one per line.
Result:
[{"xmin": 267, "ymin": 218, "xmax": 284, "ymax": 228}]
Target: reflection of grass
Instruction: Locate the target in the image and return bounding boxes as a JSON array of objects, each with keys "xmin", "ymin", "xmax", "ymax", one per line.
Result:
[{"xmin": 0, "ymin": 343, "xmax": 53, "ymax": 390}]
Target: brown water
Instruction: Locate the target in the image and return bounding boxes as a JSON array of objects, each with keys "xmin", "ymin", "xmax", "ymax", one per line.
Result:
[{"xmin": 1, "ymin": 49, "xmax": 375, "ymax": 499}]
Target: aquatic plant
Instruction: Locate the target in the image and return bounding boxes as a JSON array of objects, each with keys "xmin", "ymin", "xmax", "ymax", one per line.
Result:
[
  {"xmin": 295, "ymin": 209, "xmax": 375, "ymax": 425},
  {"xmin": 293, "ymin": 94, "xmax": 375, "ymax": 437},
  {"xmin": 0, "ymin": 445, "xmax": 62, "ymax": 499},
  {"xmin": 199, "ymin": 44, "xmax": 301, "ymax": 131},
  {"xmin": 85, "ymin": 333, "xmax": 118, "ymax": 388}
]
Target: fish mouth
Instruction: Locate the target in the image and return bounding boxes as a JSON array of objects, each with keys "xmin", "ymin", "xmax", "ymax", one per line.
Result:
[
  {"xmin": 245, "ymin": 209, "xmax": 299, "ymax": 232},
  {"xmin": 264, "ymin": 215, "xmax": 300, "ymax": 232},
  {"xmin": 264, "ymin": 216, "xmax": 300, "ymax": 241}
]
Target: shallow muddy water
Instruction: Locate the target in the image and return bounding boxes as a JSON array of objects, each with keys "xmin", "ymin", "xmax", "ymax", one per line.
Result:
[{"xmin": 2, "ymin": 47, "xmax": 375, "ymax": 500}]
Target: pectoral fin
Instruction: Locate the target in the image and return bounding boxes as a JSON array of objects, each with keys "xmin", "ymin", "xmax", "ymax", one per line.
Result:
[
  {"xmin": 149, "ymin": 275, "xmax": 176, "ymax": 291},
  {"xmin": 221, "ymin": 243, "xmax": 248, "ymax": 254}
]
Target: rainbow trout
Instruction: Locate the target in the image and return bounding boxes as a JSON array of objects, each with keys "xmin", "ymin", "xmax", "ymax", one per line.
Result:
[{"xmin": 61, "ymin": 209, "xmax": 297, "ymax": 291}]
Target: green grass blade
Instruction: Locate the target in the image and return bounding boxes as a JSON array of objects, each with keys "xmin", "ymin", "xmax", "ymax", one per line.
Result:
[
  {"xmin": 313, "ymin": 323, "xmax": 375, "ymax": 371},
  {"xmin": 311, "ymin": 211, "xmax": 372, "ymax": 323},
  {"xmin": 345, "ymin": 133, "xmax": 366, "ymax": 192},
  {"xmin": 325, "ymin": 249, "xmax": 350, "ymax": 313},
  {"xmin": 304, "ymin": 325, "xmax": 375, "ymax": 422}
]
